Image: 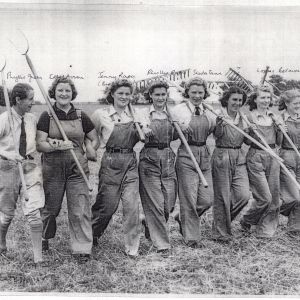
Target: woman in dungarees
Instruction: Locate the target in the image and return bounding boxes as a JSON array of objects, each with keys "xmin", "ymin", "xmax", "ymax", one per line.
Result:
[
  {"xmin": 212, "ymin": 86, "xmax": 250, "ymax": 242},
  {"xmin": 139, "ymin": 80, "xmax": 178, "ymax": 255},
  {"xmin": 37, "ymin": 77, "xmax": 99, "ymax": 263},
  {"xmin": 172, "ymin": 77, "xmax": 215, "ymax": 248},
  {"xmin": 240, "ymin": 85, "xmax": 281, "ymax": 238},
  {"xmin": 278, "ymin": 89, "xmax": 300, "ymax": 234},
  {"xmin": 91, "ymin": 79, "xmax": 141, "ymax": 258}
]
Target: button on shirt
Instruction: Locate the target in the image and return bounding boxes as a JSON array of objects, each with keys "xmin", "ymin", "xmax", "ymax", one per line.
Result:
[
  {"xmin": 92, "ymin": 105, "xmax": 141, "ymax": 148},
  {"xmin": 0, "ymin": 108, "xmax": 37, "ymax": 157}
]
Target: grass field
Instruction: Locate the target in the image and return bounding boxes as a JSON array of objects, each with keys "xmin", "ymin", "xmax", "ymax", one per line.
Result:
[{"xmin": 0, "ymin": 103, "xmax": 300, "ymax": 295}]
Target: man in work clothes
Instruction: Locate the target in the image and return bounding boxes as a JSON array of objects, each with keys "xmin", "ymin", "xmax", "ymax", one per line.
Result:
[{"xmin": 0, "ymin": 83, "xmax": 45, "ymax": 265}]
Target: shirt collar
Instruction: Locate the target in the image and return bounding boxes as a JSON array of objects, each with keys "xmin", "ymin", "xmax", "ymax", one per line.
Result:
[
  {"xmin": 108, "ymin": 105, "xmax": 130, "ymax": 117},
  {"xmin": 187, "ymin": 101, "xmax": 204, "ymax": 114},
  {"xmin": 53, "ymin": 102, "xmax": 76, "ymax": 115},
  {"xmin": 282, "ymin": 110, "xmax": 300, "ymax": 121},
  {"xmin": 220, "ymin": 107, "xmax": 241, "ymax": 124},
  {"xmin": 149, "ymin": 104, "xmax": 168, "ymax": 114},
  {"xmin": 252, "ymin": 110, "xmax": 269, "ymax": 119},
  {"xmin": 11, "ymin": 107, "xmax": 23, "ymax": 121}
]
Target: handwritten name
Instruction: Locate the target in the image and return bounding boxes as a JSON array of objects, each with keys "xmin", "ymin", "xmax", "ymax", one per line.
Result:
[
  {"xmin": 97, "ymin": 71, "xmax": 135, "ymax": 86},
  {"xmin": 147, "ymin": 69, "xmax": 176, "ymax": 76},
  {"xmin": 193, "ymin": 69, "xmax": 222, "ymax": 76},
  {"xmin": 257, "ymin": 67, "xmax": 300, "ymax": 74},
  {"xmin": 6, "ymin": 72, "xmax": 42, "ymax": 83},
  {"xmin": 49, "ymin": 74, "xmax": 84, "ymax": 80}
]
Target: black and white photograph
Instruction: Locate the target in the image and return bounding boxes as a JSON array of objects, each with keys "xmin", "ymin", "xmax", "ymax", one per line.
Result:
[{"xmin": 1, "ymin": 0, "xmax": 300, "ymax": 297}]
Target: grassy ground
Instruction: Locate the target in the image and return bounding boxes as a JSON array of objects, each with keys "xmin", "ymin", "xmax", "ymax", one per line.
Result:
[{"xmin": 1, "ymin": 103, "xmax": 300, "ymax": 295}]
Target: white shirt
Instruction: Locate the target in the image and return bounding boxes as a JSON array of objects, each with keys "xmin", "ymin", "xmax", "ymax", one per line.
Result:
[
  {"xmin": 249, "ymin": 110, "xmax": 273, "ymax": 126},
  {"xmin": 0, "ymin": 107, "xmax": 37, "ymax": 157},
  {"xmin": 171, "ymin": 101, "xmax": 216, "ymax": 129},
  {"xmin": 92, "ymin": 105, "xmax": 143, "ymax": 148},
  {"xmin": 217, "ymin": 107, "xmax": 248, "ymax": 128},
  {"xmin": 281, "ymin": 110, "xmax": 300, "ymax": 122},
  {"xmin": 140, "ymin": 105, "xmax": 169, "ymax": 128}
]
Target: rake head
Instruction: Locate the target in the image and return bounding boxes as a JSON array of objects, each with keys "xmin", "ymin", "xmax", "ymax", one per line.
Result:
[{"xmin": 225, "ymin": 68, "xmax": 254, "ymax": 94}]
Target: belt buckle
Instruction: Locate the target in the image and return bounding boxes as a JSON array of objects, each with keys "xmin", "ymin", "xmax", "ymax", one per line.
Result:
[
  {"xmin": 114, "ymin": 147, "xmax": 121, "ymax": 153},
  {"xmin": 158, "ymin": 143, "xmax": 164, "ymax": 150}
]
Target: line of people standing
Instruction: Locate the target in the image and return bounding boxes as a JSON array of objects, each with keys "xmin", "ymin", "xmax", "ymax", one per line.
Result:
[{"xmin": 1, "ymin": 76, "xmax": 300, "ymax": 265}]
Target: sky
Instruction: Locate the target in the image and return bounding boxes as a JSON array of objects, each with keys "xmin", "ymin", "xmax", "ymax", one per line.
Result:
[{"xmin": 1, "ymin": 1, "xmax": 300, "ymax": 102}]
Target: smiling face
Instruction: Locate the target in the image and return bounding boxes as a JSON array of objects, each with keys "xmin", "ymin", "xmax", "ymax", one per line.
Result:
[
  {"xmin": 151, "ymin": 87, "xmax": 168, "ymax": 110},
  {"xmin": 227, "ymin": 93, "xmax": 244, "ymax": 115},
  {"xmin": 254, "ymin": 91, "xmax": 271, "ymax": 110},
  {"xmin": 112, "ymin": 86, "xmax": 131, "ymax": 109},
  {"xmin": 55, "ymin": 83, "xmax": 73, "ymax": 108},
  {"xmin": 17, "ymin": 90, "xmax": 34, "ymax": 115},
  {"xmin": 187, "ymin": 84, "xmax": 205, "ymax": 106},
  {"xmin": 286, "ymin": 96, "xmax": 300, "ymax": 116}
]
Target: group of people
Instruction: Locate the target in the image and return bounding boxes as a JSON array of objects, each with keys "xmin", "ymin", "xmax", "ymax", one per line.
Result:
[{"xmin": 0, "ymin": 74, "xmax": 300, "ymax": 266}]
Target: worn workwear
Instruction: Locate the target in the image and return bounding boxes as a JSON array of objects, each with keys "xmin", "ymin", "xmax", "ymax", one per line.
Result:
[
  {"xmin": 212, "ymin": 108, "xmax": 250, "ymax": 240},
  {"xmin": 139, "ymin": 106, "xmax": 178, "ymax": 250},
  {"xmin": 0, "ymin": 108, "xmax": 44, "ymax": 263},
  {"xmin": 38, "ymin": 104, "xmax": 94, "ymax": 255},
  {"xmin": 172, "ymin": 102, "xmax": 215, "ymax": 244},
  {"xmin": 279, "ymin": 111, "xmax": 300, "ymax": 232},
  {"xmin": 91, "ymin": 106, "xmax": 141, "ymax": 256},
  {"xmin": 241, "ymin": 111, "xmax": 281, "ymax": 238}
]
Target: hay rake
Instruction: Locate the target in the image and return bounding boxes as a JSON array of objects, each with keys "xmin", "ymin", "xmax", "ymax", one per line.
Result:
[{"xmin": 224, "ymin": 68, "xmax": 254, "ymax": 95}]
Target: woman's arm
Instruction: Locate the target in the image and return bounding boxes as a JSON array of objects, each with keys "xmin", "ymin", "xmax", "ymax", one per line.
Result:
[
  {"xmin": 36, "ymin": 130, "xmax": 53, "ymax": 153},
  {"xmin": 36, "ymin": 130, "xmax": 73, "ymax": 153},
  {"xmin": 84, "ymin": 129, "xmax": 99, "ymax": 161}
]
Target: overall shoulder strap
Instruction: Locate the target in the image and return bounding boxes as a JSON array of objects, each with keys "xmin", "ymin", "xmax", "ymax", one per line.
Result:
[{"xmin": 76, "ymin": 109, "xmax": 82, "ymax": 121}]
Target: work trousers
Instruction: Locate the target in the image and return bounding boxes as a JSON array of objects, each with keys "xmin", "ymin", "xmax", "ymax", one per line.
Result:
[
  {"xmin": 243, "ymin": 148, "xmax": 280, "ymax": 237},
  {"xmin": 42, "ymin": 150, "xmax": 92, "ymax": 255},
  {"xmin": 212, "ymin": 148, "xmax": 250, "ymax": 239},
  {"xmin": 280, "ymin": 149, "xmax": 300, "ymax": 232},
  {"xmin": 176, "ymin": 145, "xmax": 213, "ymax": 243},
  {"xmin": 92, "ymin": 151, "xmax": 140, "ymax": 256},
  {"xmin": 139, "ymin": 147, "xmax": 177, "ymax": 250}
]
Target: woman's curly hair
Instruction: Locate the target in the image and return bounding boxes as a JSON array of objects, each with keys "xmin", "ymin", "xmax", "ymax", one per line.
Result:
[
  {"xmin": 144, "ymin": 79, "xmax": 169, "ymax": 102},
  {"xmin": 182, "ymin": 77, "xmax": 210, "ymax": 99},
  {"xmin": 105, "ymin": 79, "xmax": 134, "ymax": 104},
  {"xmin": 247, "ymin": 84, "xmax": 273, "ymax": 111},
  {"xmin": 219, "ymin": 85, "xmax": 247, "ymax": 107},
  {"xmin": 278, "ymin": 89, "xmax": 300, "ymax": 111},
  {"xmin": 48, "ymin": 76, "xmax": 78, "ymax": 100}
]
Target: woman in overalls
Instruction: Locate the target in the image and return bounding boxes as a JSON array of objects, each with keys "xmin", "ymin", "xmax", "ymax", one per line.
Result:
[
  {"xmin": 37, "ymin": 77, "xmax": 99, "ymax": 262},
  {"xmin": 240, "ymin": 85, "xmax": 281, "ymax": 238},
  {"xmin": 139, "ymin": 80, "xmax": 178, "ymax": 255},
  {"xmin": 91, "ymin": 79, "xmax": 141, "ymax": 258},
  {"xmin": 278, "ymin": 89, "xmax": 300, "ymax": 234},
  {"xmin": 211, "ymin": 86, "xmax": 250, "ymax": 242},
  {"xmin": 172, "ymin": 77, "xmax": 215, "ymax": 248}
]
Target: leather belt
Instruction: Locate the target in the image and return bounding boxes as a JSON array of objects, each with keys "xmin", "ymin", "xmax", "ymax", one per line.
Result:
[
  {"xmin": 216, "ymin": 145, "xmax": 242, "ymax": 149},
  {"xmin": 145, "ymin": 143, "xmax": 170, "ymax": 150},
  {"xmin": 281, "ymin": 146, "xmax": 300, "ymax": 151},
  {"xmin": 188, "ymin": 141, "xmax": 206, "ymax": 147},
  {"xmin": 106, "ymin": 147, "xmax": 133, "ymax": 154},
  {"xmin": 0, "ymin": 154, "xmax": 34, "ymax": 160},
  {"xmin": 251, "ymin": 143, "xmax": 276, "ymax": 150}
]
